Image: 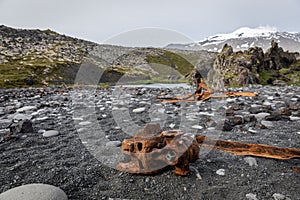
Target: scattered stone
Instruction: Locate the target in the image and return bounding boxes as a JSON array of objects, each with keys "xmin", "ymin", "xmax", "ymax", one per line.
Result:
[
  {"xmin": 192, "ymin": 125, "xmax": 203, "ymax": 130},
  {"xmin": 272, "ymin": 193, "xmax": 286, "ymax": 200},
  {"xmin": 106, "ymin": 141, "xmax": 122, "ymax": 147},
  {"xmin": 35, "ymin": 116, "xmax": 49, "ymax": 121},
  {"xmin": 16, "ymin": 106, "xmax": 37, "ymax": 113},
  {"xmin": 169, "ymin": 123, "xmax": 176, "ymax": 129},
  {"xmin": 246, "ymin": 193, "xmax": 258, "ymax": 200},
  {"xmin": 244, "ymin": 115, "xmax": 256, "ymax": 123},
  {"xmin": 73, "ymin": 117, "xmax": 84, "ymax": 121},
  {"xmin": 222, "ymin": 121, "xmax": 233, "ymax": 131},
  {"xmin": 132, "ymin": 107, "xmax": 146, "ymax": 113},
  {"xmin": 216, "ymin": 169, "xmax": 225, "ymax": 176},
  {"xmin": 265, "ymin": 112, "xmax": 289, "ymax": 121},
  {"xmin": 43, "ymin": 130, "xmax": 59, "ymax": 138},
  {"xmin": 10, "ymin": 119, "xmax": 34, "ymax": 134},
  {"xmin": 289, "ymin": 116, "xmax": 300, "ymax": 121},
  {"xmin": 254, "ymin": 112, "xmax": 270, "ymax": 120},
  {"xmin": 231, "ymin": 115, "xmax": 244, "ymax": 125},
  {"xmin": 248, "ymin": 128, "xmax": 258, "ymax": 134},
  {"xmin": 244, "ymin": 157, "xmax": 258, "ymax": 167},
  {"xmin": 0, "ymin": 183, "xmax": 68, "ymax": 200},
  {"xmin": 13, "ymin": 113, "xmax": 32, "ymax": 121},
  {"xmin": 78, "ymin": 121, "xmax": 92, "ymax": 126},
  {"xmin": 38, "ymin": 129, "xmax": 46, "ymax": 134},
  {"xmin": 261, "ymin": 120, "xmax": 274, "ymax": 128}
]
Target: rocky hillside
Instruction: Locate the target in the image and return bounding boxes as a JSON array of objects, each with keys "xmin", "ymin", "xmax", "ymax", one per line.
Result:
[
  {"xmin": 207, "ymin": 41, "xmax": 300, "ymax": 87},
  {"xmin": 166, "ymin": 26, "xmax": 300, "ymax": 53},
  {"xmin": 0, "ymin": 25, "xmax": 216, "ymax": 88}
]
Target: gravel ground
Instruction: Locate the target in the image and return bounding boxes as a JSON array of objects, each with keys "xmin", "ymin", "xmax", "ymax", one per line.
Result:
[{"xmin": 0, "ymin": 85, "xmax": 300, "ymax": 200}]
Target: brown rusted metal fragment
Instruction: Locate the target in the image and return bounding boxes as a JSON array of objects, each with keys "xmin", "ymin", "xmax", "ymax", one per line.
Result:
[
  {"xmin": 291, "ymin": 166, "xmax": 300, "ymax": 174},
  {"xmin": 196, "ymin": 136, "xmax": 300, "ymax": 160},
  {"xmin": 117, "ymin": 124, "xmax": 200, "ymax": 175},
  {"xmin": 159, "ymin": 79, "xmax": 258, "ymax": 103},
  {"xmin": 118, "ymin": 126, "xmax": 300, "ymax": 176}
]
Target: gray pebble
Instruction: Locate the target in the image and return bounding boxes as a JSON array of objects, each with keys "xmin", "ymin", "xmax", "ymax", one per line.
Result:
[
  {"xmin": 106, "ymin": 141, "xmax": 122, "ymax": 147},
  {"xmin": 43, "ymin": 130, "xmax": 59, "ymax": 138}
]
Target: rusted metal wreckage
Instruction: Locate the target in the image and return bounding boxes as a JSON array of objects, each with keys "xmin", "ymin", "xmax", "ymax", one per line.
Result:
[
  {"xmin": 158, "ymin": 79, "xmax": 258, "ymax": 103},
  {"xmin": 117, "ymin": 80, "xmax": 299, "ymax": 175},
  {"xmin": 117, "ymin": 124, "xmax": 300, "ymax": 176}
]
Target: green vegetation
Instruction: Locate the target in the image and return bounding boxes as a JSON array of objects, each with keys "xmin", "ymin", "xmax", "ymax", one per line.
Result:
[
  {"xmin": 258, "ymin": 70, "xmax": 273, "ymax": 85},
  {"xmin": 0, "ymin": 55, "xmax": 76, "ymax": 88},
  {"xmin": 146, "ymin": 50, "xmax": 195, "ymax": 77}
]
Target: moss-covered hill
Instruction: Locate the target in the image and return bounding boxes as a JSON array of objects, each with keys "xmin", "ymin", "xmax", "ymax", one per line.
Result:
[{"xmin": 0, "ymin": 25, "xmax": 216, "ymax": 88}]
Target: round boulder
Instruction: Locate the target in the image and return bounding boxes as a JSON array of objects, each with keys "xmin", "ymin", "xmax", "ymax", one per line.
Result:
[{"xmin": 0, "ymin": 183, "xmax": 68, "ymax": 200}]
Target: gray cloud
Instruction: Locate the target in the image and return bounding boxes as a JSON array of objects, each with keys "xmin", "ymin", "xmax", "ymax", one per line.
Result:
[{"xmin": 0, "ymin": 0, "xmax": 299, "ymax": 46}]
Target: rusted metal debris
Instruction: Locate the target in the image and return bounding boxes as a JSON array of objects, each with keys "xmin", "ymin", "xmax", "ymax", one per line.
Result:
[
  {"xmin": 117, "ymin": 124, "xmax": 200, "ymax": 175},
  {"xmin": 158, "ymin": 79, "xmax": 258, "ymax": 103},
  {"xmin": 117, "ymin": 124, "xmax": 300, "ymax": 176}
]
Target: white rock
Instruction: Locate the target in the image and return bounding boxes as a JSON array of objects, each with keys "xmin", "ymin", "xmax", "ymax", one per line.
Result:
[
  {"xmin": 244, "ymin": 157, "xmax": 258, "ymax": 167},
  {"xmin": 297, "ymin": 132, "xmax": 300, "ymax": 135},
  {"xmin": 73, "ymin": 117, "xmax": 84, "ymax": 121},
  {"xmin": 216, "ymin": 169, "xmax": 225, "ymax": 176},
  {"xmin": 261, "ymin": 120, "xmax": 274, "ymax": 128},
  {"xmin": 198, "ymin": 112, "xmax": 214, "ymax": 116},
  {"xmin": 254, "ymin": 112, "xmax": 270, "ymax": 120},
  {"xmin": 192, "ymin": 125, "xmax": 203, "ymax": 130},
  {"xmin": 13, "ymin": 114, "xmax": 32, "ymax": 120},
  {"xmin": 0, "ymin": 183, "xmax": 68, "ymax": 200},
  {"xmin": 38, "ymin": 129, "xmax": 46, "ymax": 134},
  {"xmin": 78, "ymin": 121, "xmax": 92, "ymax": 126},
  {"xmin": 16, "ymin": 106, "xmax": 37, "ymax": 113},
  {"xmin": 132, "ymin": 107, "xmax": 146, "ymax": 113},
  {"xmin": 248, "ymin": 128, "xmax": 258, "ymax": 134},
  {"xmin": 290, "ymin": 116, "xmax": 300, "ymax": 121},
  {"xmin": 106, "ymin": 141, "xmax": 122, "ymax": 147},
  {"xmin": 263, "ymin": 101, "xmax": 273, "ymax": 106},
  {"xmin": 43, "ymin": 130, "xmax": 59, "ymax": 138},
  {"xmin": 246, "ymin": 193, "xmax": 258, "ymax": 200},
  {"xmin": 169, "ymin": 123, "xmax": 176, "ymax": 129},
  {"xmin": 226, "ymin": 98, "xmax": 236, "ymax": 103},
  {"xmin": 36, "ymin": 116, "xmax": 49, "ymax": 121},
  {"xmin": 272, "ymin": 193, "xmax": 286, "ymax": 200}
]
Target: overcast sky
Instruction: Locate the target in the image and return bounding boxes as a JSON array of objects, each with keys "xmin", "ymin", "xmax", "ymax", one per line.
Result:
[{"xmin": 1, "ymin": 0, "xmax": 300, "ymax": 47}]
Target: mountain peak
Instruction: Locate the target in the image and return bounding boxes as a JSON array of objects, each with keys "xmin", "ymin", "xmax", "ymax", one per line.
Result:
[{"xmin": 207, "ymin": 26, "xmax": 278, "ymax": 41}]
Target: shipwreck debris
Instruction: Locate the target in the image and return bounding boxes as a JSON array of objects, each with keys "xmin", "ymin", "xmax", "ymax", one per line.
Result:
[
  {"xmin": 117, "ymin": 124, "xmax": 300, "ymax": 176},
  {"xmin": 157, "ymin": 79, "xmax": 258, "ymax": 103}
]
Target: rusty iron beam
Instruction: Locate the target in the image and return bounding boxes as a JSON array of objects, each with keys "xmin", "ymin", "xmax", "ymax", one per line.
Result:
[{"xmin": 196, "ymin": 135, "xmax": 300, "ymax": 160}]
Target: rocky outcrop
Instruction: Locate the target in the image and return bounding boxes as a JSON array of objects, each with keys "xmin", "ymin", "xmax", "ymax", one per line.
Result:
[
  {"xmin": 208, "ymin": 41, "xmax": 300, "ymax": 86},
  {"xmin": 264, "ymin": 40, "xmax": 298, "ymax": 70}
]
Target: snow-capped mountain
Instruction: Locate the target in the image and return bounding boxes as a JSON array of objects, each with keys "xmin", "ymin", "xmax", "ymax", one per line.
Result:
[{"xmin": 166, "ymin": 26, "xmax": 300, "ymax": 53}]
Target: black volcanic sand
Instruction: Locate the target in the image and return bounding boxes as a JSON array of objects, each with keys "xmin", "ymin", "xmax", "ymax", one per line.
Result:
[{"xmin": 0, "ymin": 85, "xmax": 300, "ymax": 200}]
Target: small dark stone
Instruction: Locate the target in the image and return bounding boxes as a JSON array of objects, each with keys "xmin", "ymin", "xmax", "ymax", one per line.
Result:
[
  {"xmin": 231, "ymin": 116, "xmax": 244, "ymax": 126},
  {"xmin": 222, "ymin": 120, "xmax": 233, "ymax": 131},
  {"xmin": 24, "ymin": 77, "xmax": 34, "ymax": 86},
  {"xmin": 10, "ymin": 119, "xmax": 34, "ymax": 134},
  {"xmin": 265, "ymin": 112, "xmax": 290, "ymax": 121}
]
